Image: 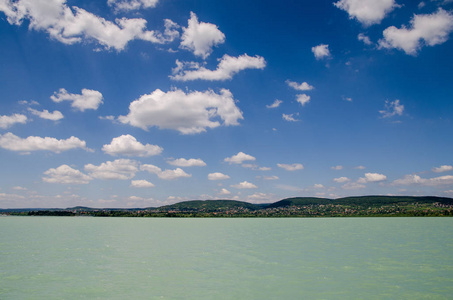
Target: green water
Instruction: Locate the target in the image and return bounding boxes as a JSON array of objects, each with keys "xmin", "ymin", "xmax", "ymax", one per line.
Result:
[{"xmin": 1, "ymin": 217, "xmax": 452, "ymax": 299}]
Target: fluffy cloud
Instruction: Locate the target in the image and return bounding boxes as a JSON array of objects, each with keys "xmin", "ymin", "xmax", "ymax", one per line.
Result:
[
  {"xmin": 208, "ymin": 172, "xmax": 230, "ymax": 180},
  {"xmin": 282, "ymin": 113, "xmax": 300, "ymax": 122},
  {"xmin": 130, "ymin": 179, "xmax": 155, "ymax": 188},
  {"xmin": 180, "ymin": 12, "xmax": 225, "ymax": 59},
  {"xmin": 312, "ymin": 44, "xmax": 331, "ymax": 60},
  {"xmin": 334, "ymin": 177, "xmax": 350, "ymax": 183},
  {"xmin": 286, "ymin": 80, "xmax": 314, "ymax": 91},
  {"xmin": 224, "ymin": 152, "xmax": 256, "ymax": 164},
  {"xmin": 393, "ymin": 174, "xmax": 453, "ymax": 186},
  {"xmin": 102, "ymin": 134, "xmax": 163, "ymax": 157},
  {"xmin": 358, "ymin": 172, "xmax": 387, "ymax": 183},
  {"xmin": 51, "ymin": 88, "xmax": 103, "ymax": 112},
  {"xmin": 432, "ymin": 165, "xmax": 453, "ymax": 173},
  {"xmin": 0, "ymin": 132, "xmax": 89, "ymax": 153},
  {"xmin": 43, "ymin": 165, "xmax": 92, "ymax": 184},
  {"xmin": 277, "ymin": 163, "xmax": 304, "ymax": 171},
  {"xmin": 379, "ymin": 99, "xmax": 404, "ymax": 118},
  {"xmin": 118, "ymin": 88, "xmax": 243, "ymax": 134},
  {"xmin": 358, "ymin": 33, "xmax": 372, "ymax": 45},
  {"xmin": 85, "ymin": 159, "xmax": 139, "ymax": 180},
  {"xmin": 167, "ymin": 158, "xmax": 206, "ymax": 167},
  {"xmin": 331, "ymin": 165, "xmax": 343, "ymax": 170},
  {"xmin": 0, "ymin": 0, "xmax": 178, "ymax": 50},
  {"xmin": 0, "ymin": 113, "xmax": 27, "ymax": 129},
  {"xmin": 379, "ymin": 9, "xmax": 453, "ymax": 55},
  {"xmin": 296, "ymin": 94, "xmax": 311, "ymax": 106},
  {"xmin": 140, "ymin": 164, "xmax": 191, "ymax": 180},
  {"xmin": 219, "ymin": 188, "xmax": 231, "ymax": 195},
  {"xmin": 28, "ymin": 108, "xmax": 64, "ymax": 121},
  {"xmin": 170, "ymin": 54, "xmax": 266, "ymax": 81},
  {"xmin": 107, "ymin": 0, "xmax": 159, "ymax": 12},
  {"xmin": 334, "ymin": 0, "xmax": 399, "ymax": 26},
  {"xmin": 342, "ymin": 182, "xmax": 366, "ymax": 190},
  {"xmin": 263, "ymin": 175, "xmax": 279, "ymax": 180},
  {"xmin": 266, "ymin": 99, "xmax": 282, "ymax": 109},
  {"xmin": 230, "ymin": 181, "xmax": 258, "ymax": 189}
]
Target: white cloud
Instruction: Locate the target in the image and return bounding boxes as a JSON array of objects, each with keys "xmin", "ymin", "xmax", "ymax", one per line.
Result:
[
  {"xmin": 231, "ymin": 181, "xmax": 258, "ymax": 189},
  {"xmin": 266, "ymin": 99, "xmax": 282, "ymax": 109},
  {"xmin": 432, "ymin": 165, "xmax": 453, "ymax": 173},
  {"xmin": 263, "ymin": 175, "xmax": 279, "ymax": 180},
  {"xmin": 355, "ymin": 165, "xmax": 366, "ymax": 170},
  {"xmin": 393, "ymin": 174, "xmax": 453, "ymax": 186},
  {"xmin": 0, "ymin": 113, "xmax": 27, "ymax": 129},
  {"xmin": 311, "ymin": 44, "xmax": 331, "ymax": 60},
  {"xmin": 342, "ymin": 182, "xmax": 366, "ymax": 190},
  {"xmin": 282, "ymin": 113, "xmax": 300, "ymax": 122},
  {"xmin": 219, "ymin": 188, "xmax": 231, "ymax": 195},
  {"xmin": 51, "ymin": 88, "xmax": 103, "ymax": 111},
  {"xmin": 0, "ymin": 132, "xmax": 89, "ymax": 153},
  {"xmin": 170, "ymin": 54, "xmax": 266, "ymax": 81},
  {"xmin": 208, "ymin": 172, "xmax": 230, "ymax": 180},
  {"xmin": 118, "ymin": 88, "xmax": 243, "ymax": 134},
  {"xmin": 12, "ymin": 186, "xmax": 27, "ymax": 191},
  {"xmin": 296, "ymin": 94, "xmax": 311, "ymax": 106},
  {"xmin": 286, "ymin": 80, "xmax": 314, "ymax": 91},
  {"xmin": 314, "ymin": 184, "xmax": 325, "ymax": 189},
  {"xmin": 180, "ymin": 12, "xmax": 225, "ymax": 59},
  {"xmin": 0, "ymin": 0, "xmax": 177, "ymax": 50},
  {"xmin": 107, "ymin": 0, "xmax": 159, "ymax": 12},
  {"xmin": 378, "ymin": 9, "xmax": 453, "ymax": 55},
  {"xmin": 379, "ymin": 99, "xmax": 404, "ymax": 118},
  {"xmin": 85, "ymin": 159, "xmax": 139, "ymax": 180},
  {"xmin": 224, "ymin": 152, "xmax": 256, "ymax": 164},
  {"xmin": 334, "ymin": 0, "xmax": 399, "ymax": 26},
  {"xmin": 28, "ymin": 108, "xmax": 64, "ymax": 121},
  {"xmin": 43, "ymin": 165, "xmax": 92, "ymax": 184},
  {"xmin": 247, "ymin": 192, "xmax": 272, "ymax": 203},
  {"xmin": 130, "ymin": 179, "xmax": 155, "ymax": 188},
  {"xmin": 102, "ymin": 134, "xmax": 163, "ymax": 157},
  {"xmin": 358, "ymin": 172, "xmax": 387, "ymax": 183},
  {"xmin": 331, "ymin": 165, "xmax": 343, "ymax": 170},
  {"xmin": 167, "ymin": 158, "xmax": 206, "ymax": 167},
  {"xmin": 277, "ymin": 163, "xmax": 304, "ymax": 171},
  {"xmin": 358, "ymin": 33, "xmax": 373, "ymax": 45},
  {"xmin": 140, "ymin": 164, "xmax": 191, "ymax": 180},
  {"xmin": 334, "ymin": 177, "xmax": 350, "ymax": 183}
]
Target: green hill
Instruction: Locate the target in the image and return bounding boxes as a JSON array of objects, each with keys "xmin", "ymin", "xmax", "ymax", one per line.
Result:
[{"xmin": 157, "ymin": 200, "xmax": 260, "ymax": 212}]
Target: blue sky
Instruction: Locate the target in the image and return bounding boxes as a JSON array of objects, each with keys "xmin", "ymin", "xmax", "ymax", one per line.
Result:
[{"xmin": 1, "ymin": 0, "xmax": 453, "ymax": 208}]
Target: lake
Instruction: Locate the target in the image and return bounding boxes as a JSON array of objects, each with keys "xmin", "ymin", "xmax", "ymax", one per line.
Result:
[{"xmin": 1, "ymin": 217, "xmax": 452, "ymax": 299}]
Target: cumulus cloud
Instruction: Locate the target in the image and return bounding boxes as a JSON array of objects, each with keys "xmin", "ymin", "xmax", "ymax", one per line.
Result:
[
  {"xmin": 263, "ymin": 175, "xmax": 279, "ymax": 180},
  {"xmin": 392, "ymin": 174, "xmax": 453, "ymax": 186},
  {"xmin": 130, "ymin": 179, "xmax": 155, "ymax": 188},
  {"xmin": 224, "ymin": 152, "xmax": 256, "ymax": 164},
  {"xmin": 85, "ymin": 159, "xmax": 139, "ymax": 180},
  {"xmin": 282, "ymin": 113, "xmax": 300, "ymax": 122},
  {"xmin": 432, "ymin": 165, "xmax": 453, "ymax": 173},
  {"xmin": 170, "ymin": 54, "xmax": 266, "ymax": 81},
  {"xmin": 140, "ymin": 164, "xmax": 191, "ymax": 180},
  {"xmin": 107, "ymin": 0, "xmax": 159, "ymax": 12},
  {"xmin": 296, "ymin": 94, "xmax": 311, "ymax": 106},
  {"xmin": 28, "ymin": 108, "xmax": 64, "ymax": 121},
  {"xmin": 230, "ymin": 181, "xmax": 258, "ymax": 189},
  {"xmin": 378, "ymin": 9, "xmax": 453, "ymax": 55},
  {"xmin": 277, "ymin": 163, "xmax": 304, "ymax": 171},
  {"xmin": 0, "ymin": 0, "xmax": 178, "ymax": 50},
  {"xmin": 358, "ymin": 33, "xmax": 373, "ymax": 45},
  {"xmin": 379, "ymin": 99, "xmax": 404, "ymax": 118},
  {"xmin": 331, "ymin": 165, "xmax": 343, "ymax": 170},
  {"xmin": 167, "ymin": 158, "xmax": 206, "ymax": 167},
  {"xmin": 342, "ymin": 182, "xmax": 366, "ymax": 190},
  {"xmin": 102, "ymin": 134, "xmax": 163, "ymax": 157},
  {"xmin": 180, "ymin": 12, "xmax": 225, "ymax": 59},
  {"xmin": 358, "ymin": 172, "xmax": 387, "ymax": 183},
  {"xmin": 312, "ymin": 44, "xmax": 331, "ymax": 60},
  {"xmin": 334, "ymin": 0, "xmax": 399, "ymax": 26},
  {"xmin": 286, "ymin": 80, "xmax": 314, "ymax": 91},
  {"xmin": 0, "ymin": 113, "xmax": 27, "ymax": 129},
  {"xmin": 51, "ymin": 88, "xmax": 103, "ymax": 111},
  {"xmin": 43, "ymin": 165, "xmax": 92, "ymax": 184},
  {"xmin": 118, "ymin": 88, "xmax": 243, "ymax": 134},
  {"xmin": 334, "ymin": 176, "xmax": 350, "ymax": 183},
  {"xmin": 0, "ymin": 132, "xmax": 89, "ymax": 153},
  {"xmin": 266, "ymin": 99, "xmax": 282, "ymax": 109},
  {"xmin": 219, "ymin": 188, "xmax": 231, "ymax": 195},
  {"xmin": 208, "ymin": 172, "xmax": 230, "ymax": 180}
]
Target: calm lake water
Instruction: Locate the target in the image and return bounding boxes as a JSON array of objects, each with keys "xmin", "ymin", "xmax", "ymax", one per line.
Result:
[{"xmin": 1, "ymin": 217, "xmax": 452, "ymax": 299}]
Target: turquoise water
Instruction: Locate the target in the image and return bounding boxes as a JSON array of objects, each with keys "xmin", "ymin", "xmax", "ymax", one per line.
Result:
[{"xmin": 1, "ymin": 217, "xmax": 452, "ymax": 299}]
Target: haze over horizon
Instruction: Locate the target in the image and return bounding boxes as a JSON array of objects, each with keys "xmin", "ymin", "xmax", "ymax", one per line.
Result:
[{"xmin": 1, "ymin": 0, "xmax": 452, "ymax": 208}]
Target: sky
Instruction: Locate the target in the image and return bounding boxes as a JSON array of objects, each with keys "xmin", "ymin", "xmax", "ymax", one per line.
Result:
[{"xmin": 0, "ymin": 0, "xmax": 453, "ymax": 208}]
